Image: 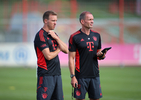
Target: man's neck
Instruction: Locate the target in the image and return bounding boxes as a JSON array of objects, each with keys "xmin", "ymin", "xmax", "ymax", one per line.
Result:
[
  {"xmin": 42, "ymin": 25, "xmax": 49, "ymax": 32},
  {"xmin": 81, "ymin": 27, "xmax": 91, "ymax": 35}
]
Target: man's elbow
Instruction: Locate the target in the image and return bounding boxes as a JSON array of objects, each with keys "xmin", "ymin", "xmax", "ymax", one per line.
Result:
[
  {"xmin": 45, "ymin": 55, "xmax": 52, "ymax": 60},
  {"xmin": 63, "ymin": 49, "xmax": 69, "ymax": 54}
]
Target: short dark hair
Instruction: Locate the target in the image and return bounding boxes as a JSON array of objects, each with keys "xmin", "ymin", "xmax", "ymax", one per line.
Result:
[
  {"xmin": 43, "ymin": 11, "xmax": 57, "ymax": 22},
  {"xmin": 79, "ymin": 11, "xmax": 92, "ymax": 23}
]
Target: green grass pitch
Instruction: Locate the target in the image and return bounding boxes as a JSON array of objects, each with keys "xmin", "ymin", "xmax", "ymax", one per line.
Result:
[{"xmin": 0, "ymin": 67, "xmax": 141, "ymax": 100}]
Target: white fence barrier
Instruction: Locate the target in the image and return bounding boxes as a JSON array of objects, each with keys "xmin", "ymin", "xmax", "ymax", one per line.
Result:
[{"xmin": 0, "ymin": 43, "xmax": 36, "ymax": 67}]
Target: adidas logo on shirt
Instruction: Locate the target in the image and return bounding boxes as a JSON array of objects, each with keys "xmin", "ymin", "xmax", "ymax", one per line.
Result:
[{"xmin": 81, "ymin": 38, "xmax": 84, "ymax": 41}]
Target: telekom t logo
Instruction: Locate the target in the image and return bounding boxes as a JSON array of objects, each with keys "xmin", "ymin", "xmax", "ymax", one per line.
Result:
[
  {"xmin": 86, "ymin": 42, "xmax": 94, "ymax": 51},
  {"xmin": 52, "ymin": 40, "xmax": 57, "ymax": 50}
]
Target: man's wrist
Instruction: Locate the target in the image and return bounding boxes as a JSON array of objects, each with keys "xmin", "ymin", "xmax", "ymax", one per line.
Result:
[
  {"xmin": 100, "ymin": 56, "xmax": 106, "ymax": 60},
  {"xmin": 70, "ymin": 74, "xmax": 75, "ymax": 78}
]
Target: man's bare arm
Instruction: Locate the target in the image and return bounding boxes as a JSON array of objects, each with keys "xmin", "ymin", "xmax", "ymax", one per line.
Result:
[
  {"xmin": 42, "ymin": 47, "xmax": 60, "ymax": 60},
  {"xmin": 48, "ymin": 30, "xmax": 68, "ymax": 54},
  {"xmin": 69, "ymin": 51, "xmax": 78, "ymax": 88}
]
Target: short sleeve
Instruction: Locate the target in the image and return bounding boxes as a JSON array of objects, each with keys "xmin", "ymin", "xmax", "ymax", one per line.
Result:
[
  {"xmin": 97, "ymin": 34, "xmax": 101, "ymax": 49},
  {"xmin": 69, "ymin": 35, "xmax": 76, "ymax": 52},
  {"xmin": 34, "ymin": 31, "xmax": 48, "ymax": 51}
]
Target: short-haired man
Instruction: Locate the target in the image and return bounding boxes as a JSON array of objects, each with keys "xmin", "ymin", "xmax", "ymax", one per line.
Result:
[
  {"xmin": 34, "ymin": 10, "xmax": 68, "ymax": 100},
  {"xmin": 69, "ymin": 11, "xmax": 106, "ymax": 100}
]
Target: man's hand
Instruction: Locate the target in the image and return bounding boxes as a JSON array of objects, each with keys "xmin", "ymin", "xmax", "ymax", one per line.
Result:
[
  {"xmin": 97, "ymin": 51, "xmax": 103, "ymax": 57},
  {"xmin": 97, "ymin": 50, "xmax": 107, "ymax": 60},
  {"xmin": 48, "ymin": 30, "xmax": 59, "ymax": 40},
  {"xmin": 71, "ymin": 76, "xmax": 78, "ymax": 88},
  {"xmin": 48, "ymin": 30, "xmax": 68, "ymax": 54}
]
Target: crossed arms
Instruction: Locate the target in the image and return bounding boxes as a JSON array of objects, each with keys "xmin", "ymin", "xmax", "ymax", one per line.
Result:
[{"xmin": 42, "ymin": 30, "xmax": 68, "ymax": 60}]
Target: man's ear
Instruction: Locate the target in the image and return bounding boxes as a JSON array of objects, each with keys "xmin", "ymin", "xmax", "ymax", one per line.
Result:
[
  {"xmin": 81, "ymin": 19, "xmax": 84, "ymax": 24},
  {"xmin": 44, "ymin": 19, "xmax": 48, "ymax": 24}
]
